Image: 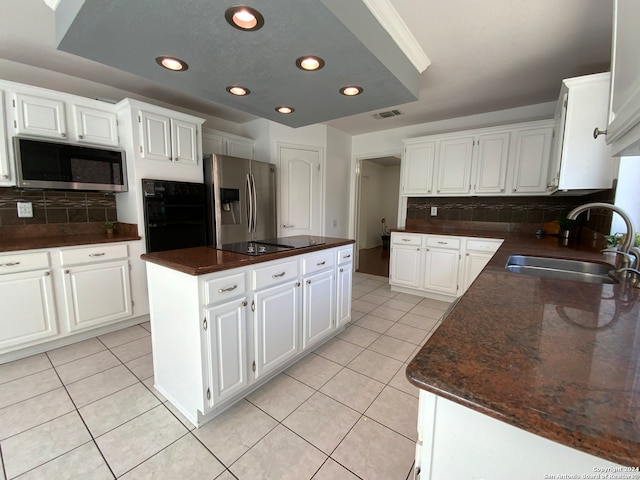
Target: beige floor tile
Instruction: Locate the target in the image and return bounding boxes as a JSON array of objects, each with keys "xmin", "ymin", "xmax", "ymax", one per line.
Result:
[
  {"xmin": 79, "ymin": 383, "xmax": 160, "ymax": 437},
  {"xmin": 354, "ymin": 314, "xmax": 394, "ymax": 334},
  {"xmin": 95, "ymin": 405, "xmax": 187, "ymax": 477},
  {"xmin": 231, "ymin": 424, "xmax": 326, "ymax": 480},
  {"xmin": 369, "ymin": 305, "xmax": 406, "ymax": 322},
  {"xmin": 55, "ymin": 350, "xmax": 121, "ymax": 385},
  {"xmin": 312, "ymin": 458, "xmax": 361, "ymax": 480},
  {"xmin": 0, "ymin": 449, "xmax": 4, "ymax": 480},
  {"xmin": 349, "ymin": 309, "xmax": 366, "ymax": 322},
  {"xmin": 332, "ymin": 417, "xmax": 415, "ymax": 480},
  {"xmin": 164, "ymin": 401, "xmax": 196, "ymax": 431},
  {"xmin": 392, "ymin": 293, "xmax": 423, "ymax": 305},
  {"xmin": 0, "ymin": 387, "xmax": 74, "ymax": 441},
  {"xmin": 347, "ymin": 349, "xmax": 403, "ymax": 384},
  {"xmin": 246, "ymin": 373, "xmax": 314, "ymax": 421},
  {"xmin": 398, "ymin": 312, "xmax": 440, "ymax": 330},
  {"xmin": 313, "ymin": 338, "xmax": 364, "ymax": 366},
  {"xmin": 384, "ymin": 298, "xmax": 418, "ymax": 312},
  {"xmin": 142, "ymin": 377, "xmax": 167, "ymax": 403},
  {"xmin": 120, "ymin": 434, "xmax": 224, "ymax": 480},
  {"xmin": 139, "ymin": 321, "xmax": 152, "ymax": 333},
  {"xmin": 126, "ymin": 353, "xmax": 154, "ymax": 381},
  {"xmin": 352, "ymin": 283, "xmax": 378, "ymax": 294},
  {"xmin": 337, "ymin": 324, "xmax": 381, "ymax": 348},
  {"xmin": 351, "ymin": 299, "xmax": 378, "ymax": 314},
  {"xmin": 320, "ymin": 369, "xmax": 385, "ymax": 413},
  {"xmin": 368, "ymin": 335, "xmax": 416, "ymax": 363},
  {"xmin": 350, "ymin": 289, "xmax": 366, "ymax": 300},
  {"xmin": 0, "ymin": 369, "xmax": 61, "ymax": 409},
  {"xmin": 193, "ymin": 399, "xmax": 277, "ymax": 466},
  {"xmin": 388, "ymin": 365, "xmax": 419, "ymax": 398},
  {"xmin": 110, "ymin": 336, "xmax": 153, "ymax": 363},
  {"xmin": 385, "ymin": 323, "xmax": 429, "ymax": 345},
  {"xmin": 66, "ymin": 365, "xmax": 138, "ymax": 408},
  {"xmin": 284, "ymin": 353, "xmax": 342, "ymax": 390},
  {"xmin": 410, "ymin": 303, "xmax": 445, "ymax": 320},
  {"xmin": 98, "ymin": 325, "xmax": 150, "ymax": 349},
  {"xmin": 15, "ymin": 442, "xmax": 113, "ymax": 480},
  {"xmin": 352, "ymin": 272, "xmax": 372, "ymax": 284},
  {"xmin": 418, "ymin": 297, "xmax": 452, "ymax": 311},
  {"xmin": 371, "ymin": 287, "xmax": 398, "ymax": 299},
  {"xmin": 361, "ymin": 277, "xmax": 388, "ymax": 287},
  {"xmin": 283, "ymin": 392, "xmax": 360, "ymax": 455},
  {"xmin": 46, "ymin": 338, "xmax": 106, "ymax": 367},
  {"xmin": 1, "ymin": 411, "xmax": 91, "ymax": 479},
  {"xmin": 365, "ymin": 386, "xmax": 419, "ymax": 441},
  {"xmin": 215, "ymin": 471, "xmax": 238, "ymax": 480},
  {"xmin": 0, "ymin": 354, "xmax": 51, "ymax": 385},
  {"xmin": 356, "ymin": 292, "xmax": 388, "ymax": 305}
]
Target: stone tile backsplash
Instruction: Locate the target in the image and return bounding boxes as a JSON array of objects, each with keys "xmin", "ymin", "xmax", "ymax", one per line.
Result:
[{"xmin": 0, "ymin": 188, "xmax": 117, "ymax": 226}]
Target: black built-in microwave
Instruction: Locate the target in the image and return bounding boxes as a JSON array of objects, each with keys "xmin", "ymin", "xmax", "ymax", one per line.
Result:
[{"xmin": 13, "ymin": 136, "xmax": 127, "ymax": 192}]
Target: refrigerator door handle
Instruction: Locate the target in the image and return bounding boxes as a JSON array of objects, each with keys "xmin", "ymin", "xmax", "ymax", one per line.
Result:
[
  {"xmin": 246, "ymin": 173, "xmax": 253, "ymax": 232},
  {"xmin": 251, "ymin": 173, "xmax": 258, "ymax": 233}
]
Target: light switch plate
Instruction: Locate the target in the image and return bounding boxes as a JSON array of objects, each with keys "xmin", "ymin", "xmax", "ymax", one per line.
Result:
[
  {"xmin": 17, "ymin": 201, "xmax": 33, "ymax": 218},
  {"xmin": 430, "ymin": 206, "xmax": 438, "ymax": 216}
]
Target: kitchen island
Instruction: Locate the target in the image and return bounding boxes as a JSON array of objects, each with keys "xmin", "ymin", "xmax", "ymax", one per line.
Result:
[
  {"xmin": 141, "ymin": 236, "xmax": 354, "ymax": 426},
  {"xmin": 405, "ymin": 224, "xmax": 638, "ymax": 478}
]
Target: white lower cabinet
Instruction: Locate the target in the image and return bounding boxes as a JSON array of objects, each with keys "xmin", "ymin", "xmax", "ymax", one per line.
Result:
[
  {"xmin": 0, "ymin": 253, "xmax": 58, "ymax": 351},
  {"xmin": 390, "ymin": 233, "xmax": 502, "ymax": 300},
  {"xmin": 336, "ymin": 248, "xmax": 353, "ymax": 327},
  {"xmin": 302, "ymin": 268, "xmax": 336, "ymax": 349}
]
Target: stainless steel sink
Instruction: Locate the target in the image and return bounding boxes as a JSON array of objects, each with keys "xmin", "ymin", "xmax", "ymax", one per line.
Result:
[{"xmin": 505, "ymin": 255, "xmax": 617, "ymax": 284}]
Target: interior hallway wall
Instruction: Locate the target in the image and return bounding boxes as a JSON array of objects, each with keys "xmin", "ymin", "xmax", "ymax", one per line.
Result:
[{"xmin": 360, "ymin": 161, "xmax": 400, "ymax": 248}]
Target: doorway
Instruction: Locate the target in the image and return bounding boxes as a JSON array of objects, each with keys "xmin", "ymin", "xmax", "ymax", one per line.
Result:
[{"xmin": 354, "ymin": 154, "xmax": 401, "ymax": 277}]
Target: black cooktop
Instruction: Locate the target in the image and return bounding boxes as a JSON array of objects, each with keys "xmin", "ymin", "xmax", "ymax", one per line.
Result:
[
  {"xmin": 220, "ymin": 241, "xmax": 293, "ymax": 256},
  {"xmin": 260, "ymin": 237, "xmax": 326, "ymax": 249}
]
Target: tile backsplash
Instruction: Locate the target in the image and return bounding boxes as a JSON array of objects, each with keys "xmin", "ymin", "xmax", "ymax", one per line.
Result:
[
  {"xmin": 0, "ymin": 188, "xmax": 117, "ymax": 226},
  {"xmin": 406, "ymin": 189, "xmax": 616, "ymax": 235}
]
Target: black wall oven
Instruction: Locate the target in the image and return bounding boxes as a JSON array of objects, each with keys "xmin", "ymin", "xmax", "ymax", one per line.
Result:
[{"xmin": 142, "ymin": 179, "xmax": 207, "ymax": 253}]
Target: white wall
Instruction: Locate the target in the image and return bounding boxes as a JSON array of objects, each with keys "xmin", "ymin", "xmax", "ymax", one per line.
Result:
[
  {"xmin": 326, "ymin": 126, "xmax": 352, "ymax": 238},
  {"xmin": 612, "ymin": 156, "xmax": 640, "ymax": 238}
]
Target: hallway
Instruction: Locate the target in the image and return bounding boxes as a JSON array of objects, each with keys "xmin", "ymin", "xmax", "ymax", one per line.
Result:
[{"xmin": 357, "ymin": 246, "xmax": 390, "ymax": 278}]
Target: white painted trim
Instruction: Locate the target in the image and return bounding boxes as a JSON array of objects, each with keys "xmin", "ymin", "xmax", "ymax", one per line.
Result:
[{"xmin": 361, "ymin": 0, "xmax": 431, "ymax": 73}]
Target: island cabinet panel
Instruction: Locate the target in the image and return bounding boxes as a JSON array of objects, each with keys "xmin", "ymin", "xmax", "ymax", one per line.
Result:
[{"xmin": 302, "ymin": 268, "xmax": 335, "ymax": 350}]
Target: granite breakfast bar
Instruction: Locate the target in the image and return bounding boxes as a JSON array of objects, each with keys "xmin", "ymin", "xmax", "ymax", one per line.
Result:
[{"xmin": 404, "ymin": 225, "xmax": 639, "ymax": 478}]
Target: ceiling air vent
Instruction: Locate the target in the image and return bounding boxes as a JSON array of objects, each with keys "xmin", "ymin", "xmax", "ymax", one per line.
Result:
[{"xmin": 373, "ymin": 109, "xmax": 402, "ymax": 119}]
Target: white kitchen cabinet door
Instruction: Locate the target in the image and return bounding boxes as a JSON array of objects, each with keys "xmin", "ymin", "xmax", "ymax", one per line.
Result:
[
  {"xmin": 205, "ymin": 296, "xmax": 249, "ymax": 407},
  {"xmin": 461, "ymin": 251, "xmax": 493, "ymax": 293},
  {"xmin": 226, "ymin": 137, "xmax": 255, "ymax": 160},
  {"xmin": 336, "ymin": 263, "xmax": 353, "ymax": 327},
  {"xmin": 607, "ymin": 0, "xmax": 640, "ymax": 156},
  {"xmin": 139, "ymin": 110, "xmax": 172, "ymax": 162},
  {"xmin": 13, "ymin": 92, "xmax": 67, "ymax": 139},
  {"xmin": 402, "ymin": 141, "xmax": 436, "ymax": 195},
  {"xmin": 390, "ymin": 244, "xmax": 423, "ymax": 288},
  {"xmin": 62, "ymin": 260, "xmax": 132, "ymax": 332},
  {"xmin": 0, "ymin": 269, "xmax": 58, "ymax": 351},
  {"xmin": 73, "ymin": 104, "xmax": 119, "ymax": 146},
  {"xmin": 253, "ymin": 280, "xmax": 300, "ymax": 379},
  {"xmin": 473, "ymin": 132, "xmax": 510, "ymax": 194},
  {"xmin": 423, "ymin": 248, "xmax": 459, "ymax": 296},
  {"xmin": 171, "ymin": 118, "xmax": 199, "ymax": 165},
  {"xmin": 511, "ymin": 126, "xmax": 553, "ymax": 193},
  {"xmin": 435, "ymin": 136, "xmax": 474, "ymax": 195},
  {"xmin": 302, "ymin": 269, "xmax": 335, "ymax": 350},
  {"xmin": 0, "ymin": 91, "xmax": 12, "ymax": 186}
]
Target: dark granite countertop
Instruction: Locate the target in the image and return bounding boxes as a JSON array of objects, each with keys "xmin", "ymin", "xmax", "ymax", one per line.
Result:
[
  {"xmin": 140, "ymin": 236, "xmax": 355, "ymax": 275},
  {"xmin": 405, "ymin": 223, "xmax": 640, "ymax": 466}
]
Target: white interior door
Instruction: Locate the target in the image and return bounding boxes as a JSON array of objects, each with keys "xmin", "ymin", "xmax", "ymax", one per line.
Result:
[{"xmin": 278, "ymin": 145, "xmax": 321, "ymax": 237}]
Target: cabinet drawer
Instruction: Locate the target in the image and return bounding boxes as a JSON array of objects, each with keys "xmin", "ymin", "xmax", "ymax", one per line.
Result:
[
  {"xmin": 0, "ymin": 251, "xmax": 50, "ymax": 274},
  {"xmin": 465, "ymin": 238, "xmax": 503, "ymax": 253},
  {"xmin": 253, "ymin": 260, "xmax": 299, "ymax": 290},
  {"xmin": 426, "ymin": 236, "xmax": 460, "ymax": 250},
  {"xmin": 391, "ymin": 233, "xmax": 423, "ymax": 246},
  {"xmin": 203, "ymin": 272, "xmax": 246, "ymax": 305},
  {"xmin": 337, "ymin": 246, "xmax": 353, "ymax": 265},
  {"xmin": 60, "ymin": 243, "xmax": 128, "ymax": 265},
  {"xmin": 302, "ymin": 251, "xmax": 335, "ymax": 275}
]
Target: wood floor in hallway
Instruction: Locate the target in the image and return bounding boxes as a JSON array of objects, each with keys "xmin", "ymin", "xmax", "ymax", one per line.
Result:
[{"xmin": 357, "ymin": 246, "xmax": 390, "ymax": 278}]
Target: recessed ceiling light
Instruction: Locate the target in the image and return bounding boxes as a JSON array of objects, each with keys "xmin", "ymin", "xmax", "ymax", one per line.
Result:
[
  {"xmin": 276, "ymin": 106, "xmax": 295, "ymax": 114},
  {"xmin": 225, "ymin": 6, "xmax": 264, "ymax": 31},
  {"xmin": 296, "ymin": 56, "xmax": 325, "ymax": 71},
  {"xmin": 340, "ymin": 86, "xmax": 363, "ymax": 96},
  {"xmin": 226, "ymin": 86, "xmax": 251, "ymax": 96},
  {"xmin": 155, "ymin": 56, "xmax": 188, "ymax": 71}
]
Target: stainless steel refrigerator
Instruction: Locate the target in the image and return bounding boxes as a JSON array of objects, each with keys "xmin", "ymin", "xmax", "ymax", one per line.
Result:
[{"xmin": 203, "ymin": 154, "xmax": 277, "ymax": 247}]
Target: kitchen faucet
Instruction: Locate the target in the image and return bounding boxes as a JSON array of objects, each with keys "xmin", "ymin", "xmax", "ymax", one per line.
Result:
[{"xmin": 566, "ymin": 202, "xmax": 636, "ymax": 269}]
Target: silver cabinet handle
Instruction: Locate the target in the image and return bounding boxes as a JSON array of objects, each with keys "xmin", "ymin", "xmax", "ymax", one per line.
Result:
[
  {"xmin": 89, "ymin": 252, "xmax": 106, "ymax": 257},
  {"xmin": 316, "ymin": 261, "xmax": 326, "ymax": 266},
  {"xmin": 219, "ymin": 284, "xmax": 238, "ymax": 293},
  {"xmin": 282, "ymin": 224, "xmax": 294, "ymax": 228},
  {"xmin": 401, "ymin": 238, "xmax": 411, "ymax": 242},
  {"xmin": 437, "ymin": 241, "xmax": 447, "ymax": 245},
  {"xmin": 344, "ymin": 254, "xmax": 351, "ymax": 258},
  {"xmin": 272, "ymin": 272, "xmax": 285, "ymax": 278},
  {"xmin": 593, "ymin": 127, "xmax": 607, "ymax": 139},
  {"xmin": 0, "ymin": 261, "xmax": 20, "ymax": 267}
]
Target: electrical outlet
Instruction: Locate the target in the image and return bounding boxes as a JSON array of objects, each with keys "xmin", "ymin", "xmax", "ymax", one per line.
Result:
[
  {"xmin": 17, "ymin": 202, "xmax": 33, "ymax": 218},
  {"xmin": 430, "ymin": 206, "xmax": 438, "ymax": 216},
  {"xmin": 332, "ymin": 219, "xmax": 338, "ymax": 228}
]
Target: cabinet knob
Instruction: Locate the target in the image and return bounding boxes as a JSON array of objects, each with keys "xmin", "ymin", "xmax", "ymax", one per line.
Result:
[
  {"xmin": 61, "ymin": 133, "xmax": 66, "ymax": 138},
  {"xmin": 78, "ymin": 134, "xmax": 84, "ymax": 139},
  {"xmin": 513, "ymin": 188, "xmax": 517, "ymax": 192},
  {"xmin": 174, "ymin": 157, "xmax": 178, "ymax": 162},
  {"xmin": 593, "ymin": 127, "xmax": 607, "ymax": 139},
  {"xmin": 44, "ymin": 271, "xmax": 50, "ymax": 276},
  {"xmin": 340, "ymin": 268, "xmax": 343, "ymax": 272},
  {"xmin": 306, "ymin": 280, "xmax": 311, "ymax": 284},
  {"xmin": 296, "ymin": 282, "xmax": 300, "ymax": 287},
  {"xmin": 2, "ymin": 175, "xmax": 7, "ymax": 179},
  {"xmin": 242, "ymin": 301, "xmax": 247, "ymax": 307},
  {"xmin": 65, "ymin": 269, "xmax": 70, "ymax": 274}
]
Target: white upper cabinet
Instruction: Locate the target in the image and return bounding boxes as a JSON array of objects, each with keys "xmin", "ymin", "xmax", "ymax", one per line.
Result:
[
  {"xmin": 139, "ymin": 109, "xmax": 200, "ymax": 166},
  {"xmin": 13, "ymin": 92, "xmax": 67, "ymax": 139},
  {"xmin": 435, "ymin": 136, "xmax": 474, "ymax": 195},
  {"xmin": 548, "ymin": 73, "xmax": 616, "ymax": 192},
  {"xmin": 202, "ymin": 128, "xmax": 255, "ymax": 160},
  {"xmin": 0, "ymin": 90, "xmax": 12, "ymax": 186},
  {"xmin": 472, "ymin": 132, "xmax": 510, "ymax": 194},
  {"xmin": 510, "ymin": 123, "xmax": 553, "ymax": 194},
  {"xmin": 73, "ymin": 104, "xmax": 119, "ymax": 147},
  {"xmin": 402, "ymin": 141, "xmax": 436, "ymax": 195},
  {"xmin": 606, "ymin": 0, "xmax": 640, "ymax": 156}
]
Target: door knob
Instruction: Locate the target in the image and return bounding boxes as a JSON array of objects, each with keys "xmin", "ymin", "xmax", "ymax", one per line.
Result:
[{"xmin": 283, "ymin": 224, "xmax": 294, "ymax": 228}]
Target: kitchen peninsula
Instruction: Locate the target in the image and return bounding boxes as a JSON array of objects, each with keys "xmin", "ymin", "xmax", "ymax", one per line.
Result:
[
  {"xmin": 404, "ymin": 223, "xmax": 638, "ymax": 478},
  {"xmin": 141, "ymin": 236, "xmax": 354, "ymax": 427}
]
